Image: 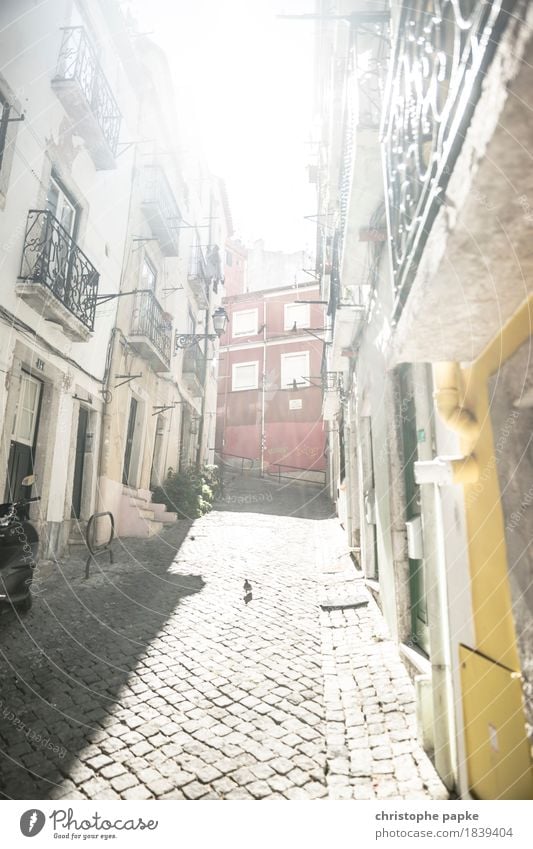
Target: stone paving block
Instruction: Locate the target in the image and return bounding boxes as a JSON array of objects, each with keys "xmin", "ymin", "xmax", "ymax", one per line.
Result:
[
  {"xmin": 182, "ymin": 781, "xmax": 209, "ymax": 800},
  {"xmin": 225, "ymin": 788, "xmax": 254, "ymax": 799},
  {"xmin": 100, "ymin": 763, "xmax": 127, "ymax": 780},
  {"xmin": 122, "ymin": 785, "xmax": 153, "ymax": 800},
  {"xmin": 109, "ymin": 772, "xmax": 139, "ymax": 793}
]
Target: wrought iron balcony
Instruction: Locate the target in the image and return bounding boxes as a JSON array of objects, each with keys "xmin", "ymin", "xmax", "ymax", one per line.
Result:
[
  {"xmin": 382, "ymin": 0, "xmax": 510, "ymax": 318},
  {"xmin": 129, "ymin": 290, "xmax": 172, "ymax": 372},
  {"xmin": 181, "ymin": 341, "xmax": 206, "ymax": 395},
  {"xmin": 16, "ymin": 210, "xmax": 99, "ymax": 342},
  {"xmin": 187, "ymin": 245, "xmax": 210, "ymax": 308},
  {"xmin": 51, "ymin": 27, "xmax": 121, "ymax": 170},
  {"xmin": 140, "ymin": 165, "xmax": 180, "ymax": 256}
]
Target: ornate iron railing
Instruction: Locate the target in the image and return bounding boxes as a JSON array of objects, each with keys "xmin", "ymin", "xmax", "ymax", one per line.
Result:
[
  {"xmin": 328, "ymin": 228, "xmax": 342, "ymax": 321},
  {"xmin": 54, "ymin": 26, "xmax": 121, "ymax": 156},
  {"xmin": 188, "ymin": 245, "xmax": 208, "ymax": 281},
  {"xmin": 182, "ymin": 341, "xmax": 206, "ymax": 385},
  {"xmin": 130, "ymin": 290, "xmax": 172, "ymax": 367},
  {"xmin": 338, "ymin": 52, "xmax": 357, "ymax": 252},
  {"xmin": 19, "ymin": 210, "xmax": 99, "ymax": 330},
  {"xmin": 383, "ymin": 0, "xmax": 512, "ymax": 316},
  {"xmin": 188, "ymin": 245, "xmax": 209, "ymax": 296},
  {"xmin": 142, "ymin": 165, "xmax": 181, "ymax": 224}
]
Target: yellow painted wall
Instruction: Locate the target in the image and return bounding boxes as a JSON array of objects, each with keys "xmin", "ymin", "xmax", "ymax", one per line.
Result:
[{"xmin": 453, "ymin": 295, "xmax": 533, "ymax": 798}]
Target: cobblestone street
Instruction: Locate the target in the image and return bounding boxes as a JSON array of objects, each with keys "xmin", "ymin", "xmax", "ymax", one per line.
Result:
[{"xmin": 0, "ymin": 478, "xmax": 448, "ymax": 800}]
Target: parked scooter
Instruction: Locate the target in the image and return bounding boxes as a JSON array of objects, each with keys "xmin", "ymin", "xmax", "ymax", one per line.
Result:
[{"xmin": 0, "ymin": 475, "xmax": 40, "ymax": 614}]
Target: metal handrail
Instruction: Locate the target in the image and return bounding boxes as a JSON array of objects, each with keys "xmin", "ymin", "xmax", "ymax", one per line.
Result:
[
  {"xmin": 84, "ymin": 511, "xmax": 114, "ymax": 578},
  {"xmin": 216, "ymin": 451, "xmax": 326, "ymax": 485}
]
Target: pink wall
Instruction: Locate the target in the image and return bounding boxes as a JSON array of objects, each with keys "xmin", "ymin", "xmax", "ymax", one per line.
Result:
[{"xmin": 216, "ymin": 284, "xmax": 326, "ymax": 472}]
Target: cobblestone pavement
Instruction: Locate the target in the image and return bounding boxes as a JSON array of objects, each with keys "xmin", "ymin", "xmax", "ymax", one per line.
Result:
[{"xmin": 0, "ymin": 477, "xmax": 448, "ymax": 800}]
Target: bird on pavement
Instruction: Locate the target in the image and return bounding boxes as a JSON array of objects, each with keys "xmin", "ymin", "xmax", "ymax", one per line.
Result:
[{"xmin": 243, "ymin": 579, "xmax": 252, "ymax": 605}]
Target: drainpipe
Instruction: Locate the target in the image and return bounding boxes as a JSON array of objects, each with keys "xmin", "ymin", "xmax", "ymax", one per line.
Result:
[
  {"xmin": 433, "ymin": 362, "xmax": 480, "ymax": 442},
  {"xmin": 411, "ymin": 363, "xmax": 458, "ymax": 791},
  {"xmin": 415, "ymin": 362, "xmax": 480, "ymax": 486},
  {"xmin": 260, "ymin": 300, "xmax": 266, "ymax": 476},
  {"xmin": 195, "ymin": 192, "xmax": 213, "ymax": 471}
]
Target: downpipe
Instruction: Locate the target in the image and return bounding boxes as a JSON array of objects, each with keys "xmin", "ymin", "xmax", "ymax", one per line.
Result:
[{"xmin": 415, "ymin": 362, "xmax": 480, "ymax": 486}]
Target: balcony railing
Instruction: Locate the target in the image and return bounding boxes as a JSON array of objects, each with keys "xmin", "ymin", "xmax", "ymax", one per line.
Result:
[
  {"xmin": 52, "ymin": 27, "xmax": 121, "ymax": 168},
  {"xmin": 187, "ymin": 245, "xmax": 209, "ymax": 308},
  {"xmin": 382, "ymin": 0, "xmax": 510, "ymax": 317},
  {"xmin": 130, "ymin": 290, "xmax": 172, "ymax": 371},
  {"xmin": 182, "ymin": 341, "xmax": 206, "ymax": 391},
  {"xmin": 18, "ymin": 210, "xmax": 99, "ymax": 336},
  {"xmin": 141, "ymin": 165, "xmax": 180, "ymax": 256}
]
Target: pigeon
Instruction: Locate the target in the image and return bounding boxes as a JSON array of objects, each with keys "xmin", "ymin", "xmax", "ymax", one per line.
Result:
[{"xmin": 243, "ymin": 578, "xmax": 252, "ymax": 605}]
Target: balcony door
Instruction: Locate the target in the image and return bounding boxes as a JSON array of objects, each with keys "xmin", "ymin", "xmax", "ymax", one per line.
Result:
[
  {"xmin": 71, "ymin": 406, "xmax": 88, "ymax": 519},
  {"xmin": 6, "ymin": 372, "xmax": 43, "ymax": 508},
  {"xmin": 122, "ymin": 397, "xmax": 138, "ymax": 486},
  {"xmin": 47, "ymin": 177, "xmax": 77, "ymax": 236},
  {"xmin": 45, "ymin": 176, "xmax": 78, "ymax": 303}
]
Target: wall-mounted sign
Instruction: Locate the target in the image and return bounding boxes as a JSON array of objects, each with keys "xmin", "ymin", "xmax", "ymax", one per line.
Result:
[{"xmin": 289, "ymin": 399, "xmax": 302, "ymax": 410}]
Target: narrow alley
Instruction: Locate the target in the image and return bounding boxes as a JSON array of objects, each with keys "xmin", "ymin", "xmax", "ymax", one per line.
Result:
[{"xmin": 0, "ymin": 479, "xmax": 447, "ymax": 801}]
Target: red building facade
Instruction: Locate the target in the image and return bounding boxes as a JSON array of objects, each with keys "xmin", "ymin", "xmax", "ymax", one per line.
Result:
[{"xmin": 216, "ymin": 284, "xmax": 326, "ymax": 479}]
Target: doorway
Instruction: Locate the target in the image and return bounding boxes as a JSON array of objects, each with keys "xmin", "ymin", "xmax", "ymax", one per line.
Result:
[
  {"xmin": 122, "ymin": 397, "xmax": 138, "ymax": 486},
  {"xmin": 150, "ymin": 414, "xmax": 165, "ymax": 489},
  {"xmin": 398, "ymin": 365, "xmax": 430, "ymax": 655},
  {"xmin": 71, "ymin": 406, "xmax": 88, "ymax": 518},
  {"xmin": 6, "ymin": 372, "xmax": 43, "ymax": 505}
]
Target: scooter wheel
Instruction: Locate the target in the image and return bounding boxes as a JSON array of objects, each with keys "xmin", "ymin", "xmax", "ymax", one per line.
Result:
[{"xmin": 14, "ymin": 594, "xmax": 32, "ymax": 614}]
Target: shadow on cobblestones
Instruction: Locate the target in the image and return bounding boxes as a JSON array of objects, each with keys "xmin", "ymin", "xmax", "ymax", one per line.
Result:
[{"xmin": 0, "ymin": 521, "xmax": 200, "ymax": 799}]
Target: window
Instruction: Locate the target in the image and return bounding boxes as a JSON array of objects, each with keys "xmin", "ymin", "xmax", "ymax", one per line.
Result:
[
  {"xmin": 141, "ymin": 257, "xmax": 157, "ymax": 291},
  {"xmin": 232, "ymin": 361, "xmax": 259, "ymax": 391},
  {"xmin": 232, "ymin": 308, "xmax": 258, "ymax": 337},
  {"xmin": 0, "ymin": 82, "xmax": 20, "ymax": 202},
  {"xmin": 280, "ymin": 351, "xmax": 310, "ymax": 389},
  {"xmin": 11, "ymin": 374, "xmax": 42, "ymax": 446},
  {"xmin": 0, "ymin": 92, "xmax": 9, "ymax": 175},
  {"xmin": 46, "ymin": 175, "xmax": 77, "ymax": 237},
  {"xmin": 284, "ymin": 302, "xmax": 310, "ymax": 331}
]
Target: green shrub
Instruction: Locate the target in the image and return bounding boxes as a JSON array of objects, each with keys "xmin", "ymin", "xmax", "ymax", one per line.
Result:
[{"xmin": 152, "ymin": 464, "xmax": 221, "ymax": 519}]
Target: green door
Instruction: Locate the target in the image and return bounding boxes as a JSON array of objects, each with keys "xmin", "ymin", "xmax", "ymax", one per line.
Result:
[{"xmin": 398, "ymin": 365, "xmax": 430, "ymax": 655}]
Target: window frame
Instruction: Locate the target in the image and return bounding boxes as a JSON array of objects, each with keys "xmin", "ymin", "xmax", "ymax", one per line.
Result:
[
  {"xmin": 46, "ymin": 174, "xmax": 79, "ymax": 239},
  {"xmin": 141, "ymin": 255, "xmax": 157, "ymax": 291},
  {"xmin": 0, "ymin": 78, "xmax": 21, "ymax": 205},
  {"xmin": 284, "ymin": 302, "xmax": 310, "ymax": 331},
  {"xmin": 232, "ymin": 308, "xmax": 258, "ymax": 338},
  {"xmin": 0, "ymin": 91, "xmax": 10, "ymax": 175},
  {"xmin": 280, "ymin": 350, "xmax": 310, "ymax": 390},
  {"xmin": 232, "ymin": 360, "xmax": 259, "ymax": 392}
]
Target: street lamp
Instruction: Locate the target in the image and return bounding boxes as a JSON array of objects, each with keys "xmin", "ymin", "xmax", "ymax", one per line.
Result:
[{"xmin": 174, "ymin": 307, "xmax": 229, "ymax": 350}]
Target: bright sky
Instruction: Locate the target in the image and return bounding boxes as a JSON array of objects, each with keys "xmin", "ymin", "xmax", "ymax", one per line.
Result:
[{"xmin": 131, "ymin": 0, "xmax": 317, "ymax": 253}]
